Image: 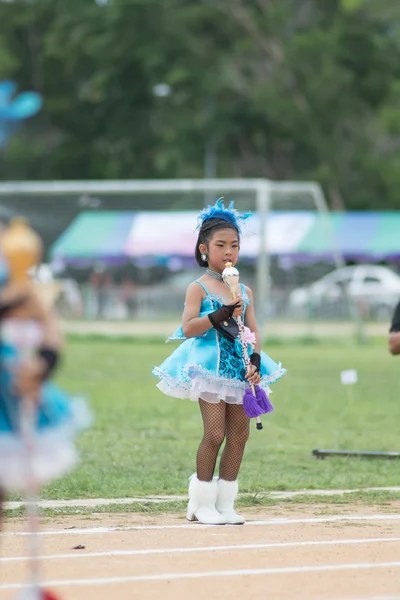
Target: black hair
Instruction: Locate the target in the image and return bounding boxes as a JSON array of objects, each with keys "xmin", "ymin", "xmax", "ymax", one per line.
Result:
[{"xmin": 195, "ymin": 218, "xmax": 240, "ymax": 267}]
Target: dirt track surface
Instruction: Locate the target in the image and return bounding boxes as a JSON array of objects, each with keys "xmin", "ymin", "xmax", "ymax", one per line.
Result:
[{"xmin": 2, "ymin": 504, "xmax": 400, "ymax": 600}]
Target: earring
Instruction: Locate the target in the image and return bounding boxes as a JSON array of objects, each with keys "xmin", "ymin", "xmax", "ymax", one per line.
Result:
[{"xmin": 201, "ymin": 253, "xmax": 207, "ymax": 262}]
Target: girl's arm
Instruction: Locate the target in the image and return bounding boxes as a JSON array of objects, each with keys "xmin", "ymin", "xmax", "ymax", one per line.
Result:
[
  {"xmin": 389, "ymin": 301, "xmax": 400, "ymax": 355},
  {"xmin": 2, "ymin": 282, "xmax": 63, "ymax": 349},
  {"xmin": 6, "ymin": 284, "xmax": 64, "ymax": 397},
  {"xmin": 243, "ymin": 286, "xmax": 261, "ymax": 353},
  {"xmin": 0, "ymin": 281, "xmax": 30, "ymax": 318},
  {"xmin": 182, "ymin": 282, "xmax": 214, "ymax": 339},
  {"xmin": 39, "ymin": 297, "xmax": 63, "ymax": 351}
]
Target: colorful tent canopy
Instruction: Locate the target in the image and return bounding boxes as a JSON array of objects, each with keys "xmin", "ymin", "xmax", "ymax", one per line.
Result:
[
  {"xmin": 50, "ymin": 210, "xmax": 400, "ymax": 266},
  {"xmin": 297, "ymin": 212, "xmax": 400, "ymax": 258}
]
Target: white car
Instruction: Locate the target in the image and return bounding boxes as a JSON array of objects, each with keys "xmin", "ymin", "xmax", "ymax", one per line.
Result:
[{"xmin": 288, "ymin": 265, "xmax": 400, "ymax": 320}]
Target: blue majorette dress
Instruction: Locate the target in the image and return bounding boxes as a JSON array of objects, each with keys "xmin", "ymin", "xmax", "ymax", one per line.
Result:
[
  {"xmin": 153, "ymin": 280, "xmax": 286, "ymax": 404},
  {"xmin": 0, "ymin": 318, "xmax": 91, "ymax": 492}
]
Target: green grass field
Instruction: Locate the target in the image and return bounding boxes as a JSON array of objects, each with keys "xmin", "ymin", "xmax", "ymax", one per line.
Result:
[{"xmin": 29, "ymin": 334, "xmax": 400, "ymax": 503}]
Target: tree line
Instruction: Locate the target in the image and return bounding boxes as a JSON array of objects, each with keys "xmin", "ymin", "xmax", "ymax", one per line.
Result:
[{"xmin": 1, "ymin": 0, "xmax": 400, "ymax": 210}]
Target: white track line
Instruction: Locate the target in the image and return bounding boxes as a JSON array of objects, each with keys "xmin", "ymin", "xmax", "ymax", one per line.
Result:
[
  {"xmin": 2, "ymin": 536, "xmax": 400, "ymax": 564},
  {"xmin": 2, "ymin": 513, "xmax": 400, "ymax": 537},
  {"xmin": 5, "ymin": 486, "xmax": 400, "ymax": 510},
  {"xmin": 338, "ymin": 597, "xmax": 400, "ymax": 600},
  {"xmin": 2, "ymin": 561, "xmax": 400, "ymax": 590}
]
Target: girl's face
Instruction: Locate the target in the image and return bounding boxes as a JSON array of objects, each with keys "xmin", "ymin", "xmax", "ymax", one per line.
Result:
[{"xmin": 201, "ymin": 228, "xmax": 240, "ymax": 272}]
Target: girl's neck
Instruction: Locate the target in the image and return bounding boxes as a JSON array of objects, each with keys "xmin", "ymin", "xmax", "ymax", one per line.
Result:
[{"xmin": 206, "ymin": 266, "xmax": 224, "ymax": 280}]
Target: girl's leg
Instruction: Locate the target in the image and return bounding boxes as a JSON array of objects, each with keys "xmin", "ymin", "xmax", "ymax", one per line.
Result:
[
  {"xmin": 186, "ymin": 399, "xmax": 227, "ymax": 525},
  {"xmin": 219, "ymin": 403, "xmax": 250, "ymax": 481},
  {"xmin": 216, "ymin": 404, "xmax": 250, "ymax": 525},
  {"xmin": 196, "ymin": 399, "xmax": 226, "ymax": 481}
]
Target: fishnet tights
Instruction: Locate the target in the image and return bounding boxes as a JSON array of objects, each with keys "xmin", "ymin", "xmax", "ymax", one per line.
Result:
[{"xmin": 196, "ymin": 399, "xmax": 250, "ymax": 481}]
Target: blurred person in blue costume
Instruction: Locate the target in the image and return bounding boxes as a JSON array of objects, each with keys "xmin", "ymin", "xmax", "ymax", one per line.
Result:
[
  {"xmin": 153, "ymin": 199, "xmax": 286, "ymax": 525},
  {"xmin": 389, "ymin": 300, "xmax": 400, "ymax": 355},
  {"xmin": 0, "ymin": 219, "xmax": 90, "ymax": 526}
]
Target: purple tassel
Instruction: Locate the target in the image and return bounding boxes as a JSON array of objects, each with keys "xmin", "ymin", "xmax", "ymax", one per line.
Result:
[
  {"xmin": 242, "ymin": 386, "xmax": 274, "ymax": 419},
  {"xmin": 255, "ymin": 385, "xmax": 274, "ymax": 414},
  {"xmin": 243, "ymin": 388, "xmax": 264, "ymax": 418}
]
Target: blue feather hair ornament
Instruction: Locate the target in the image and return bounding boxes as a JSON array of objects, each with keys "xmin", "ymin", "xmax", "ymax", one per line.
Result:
[{"xmin": 196, "ymin": 198, "xmax": 252, "ymax": 234}]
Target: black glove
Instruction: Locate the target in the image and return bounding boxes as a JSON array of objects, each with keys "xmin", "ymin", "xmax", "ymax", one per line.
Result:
[
  {"xmin": 37, "ymin": 347, "xmax": 61, "ymax": 380},
  {"xmin": 208, "ymin": 301, "xmax": 241, "ymax": 343},
  {"xmin": 0, "ymin": 295, "xmax": 27, "ymax": 320},
  {"xmin": 208, "ymin": 300, "xmax": 241, "ymax": 327},
  {"xmin": 250, "ymin": 352, "xmax": 261, "ymax": 373}
]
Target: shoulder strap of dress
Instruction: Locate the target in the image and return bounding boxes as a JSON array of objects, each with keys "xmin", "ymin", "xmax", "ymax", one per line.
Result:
[{"xmin": 195, "ymin": 279, "xmax": 210, "ymax": 295}]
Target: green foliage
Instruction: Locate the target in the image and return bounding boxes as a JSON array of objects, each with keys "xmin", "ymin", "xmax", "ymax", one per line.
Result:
[{"xmin": 1, "ymin": 0, "xmax": 400, "ymax": 209}]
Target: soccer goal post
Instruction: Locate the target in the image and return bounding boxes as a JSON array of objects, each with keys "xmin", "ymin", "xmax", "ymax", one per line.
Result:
[{"xmin": 0, "ymin": 178, "xmax": 365, "ymax": 341}]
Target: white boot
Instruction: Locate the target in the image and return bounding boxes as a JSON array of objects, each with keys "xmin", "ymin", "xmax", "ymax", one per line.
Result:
[
  {"xmin": 186, "ymin": 474, "xmax": 227, "ymax": 525},
  {"xmin": 216, "ymin": 479, "xmax": 245, "ymax": 524}
]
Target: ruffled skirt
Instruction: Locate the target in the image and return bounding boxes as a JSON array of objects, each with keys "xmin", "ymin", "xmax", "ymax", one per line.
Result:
[
  {"xmin": 0, "ymin": 385, "xmax": 91, "ymax": 492},
  {"xmin": 153, "ymin": 331, "xmax": 286, "ymax": 404}
]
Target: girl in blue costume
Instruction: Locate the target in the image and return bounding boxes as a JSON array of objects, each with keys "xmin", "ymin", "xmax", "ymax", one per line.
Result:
[
  {"xmin": 0, "ymin": 235, "xmax": 90, "ymax": 526},
  {"xmin": 153, "ymin": 199, "xmax": 286, "ymax": 525}
]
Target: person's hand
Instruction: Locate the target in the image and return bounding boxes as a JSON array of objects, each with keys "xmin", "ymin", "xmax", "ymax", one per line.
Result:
[
  {"xmin": 246, "ymin": 364, "xmax": 261, "ymax": 386},
  {"xmin": 226, "ymin": 298, "xmax": 243, "ymax": 318},
  {"xmin": 13, "ymin": 357, "xmax": 46, "ymax": 401},
  {"xmin": 208, "ymin": 298, "xmax": 243, "ymax": 327}
]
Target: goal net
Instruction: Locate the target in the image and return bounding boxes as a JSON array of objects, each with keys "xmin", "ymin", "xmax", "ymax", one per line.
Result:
[{"xmin": 0, "ymin": 179, "xmax": 363, "ymax": 340}]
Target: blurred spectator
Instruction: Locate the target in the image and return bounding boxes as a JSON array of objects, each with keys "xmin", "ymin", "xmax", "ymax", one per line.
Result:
[
  {"xmin": 99, "ymin": 273, "xmax": 113, "ymax": 317},
  {"xmin": 88, "ymin": 267, "xmax": 113, "ymax": 318},
  {"xmin": 388, "ymin": 301, "xmax": 400, "ymax": 355},
  {"xmin": 120, "ymin": 276, "xmax": 136, "ymax": 317}
]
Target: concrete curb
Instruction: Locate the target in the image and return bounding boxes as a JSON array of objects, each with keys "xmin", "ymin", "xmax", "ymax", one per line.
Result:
[{"xmin": 5, "ymin": 486, "xmax": 400, "ymax": 511}]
